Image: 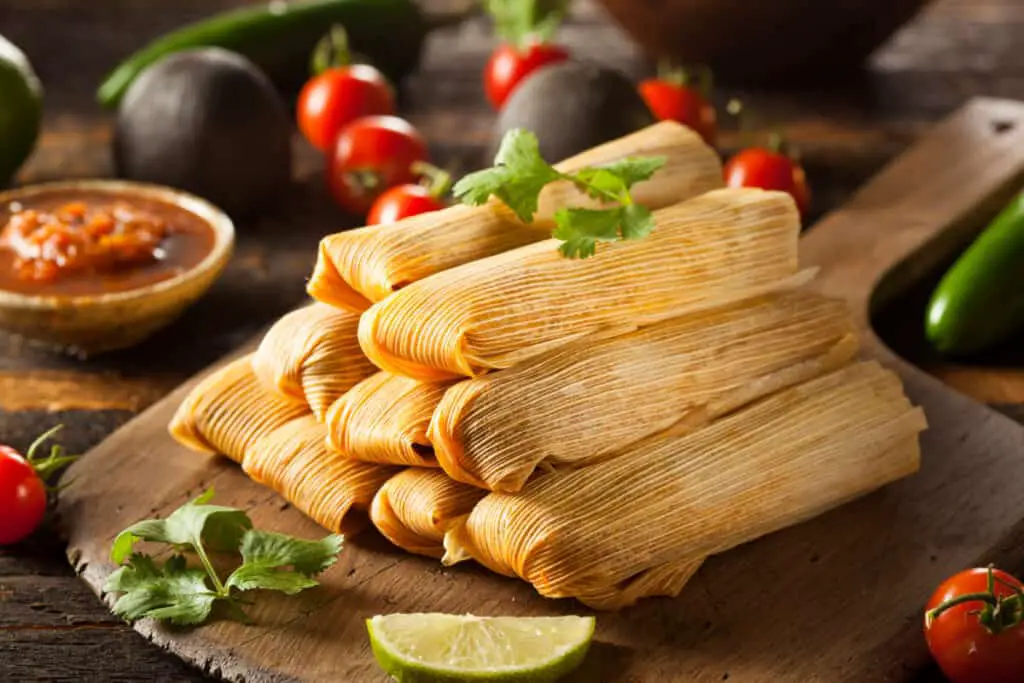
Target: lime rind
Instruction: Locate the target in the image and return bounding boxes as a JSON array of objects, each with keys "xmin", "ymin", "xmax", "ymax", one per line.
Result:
[{"xmin": 367, "ymin": 613, "xmax": 595, "ymax": 683}]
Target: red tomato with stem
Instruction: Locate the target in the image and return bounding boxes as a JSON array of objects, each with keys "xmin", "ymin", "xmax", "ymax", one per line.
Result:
[
  {"xmin": 367, "ymin": 162, "xmax": 450, "ymax": 225},
  {"xmin": 484, "ymin": 42, "xmax": 569, "ymax": 110},
  {"xmin": 638, "ymin": 65, "xmax": 717, "ymax": 145},
  {"xmin": 327, "ymin": 116, "xmax": 430, "ymax": 216},
  {"xmin": 724, "ymin": 143, "xmax": 811, "ymax": 217},
  {"xmin": 925, "ymin": 567, "xmax": 1024, "ymax": 683},
  {"xmin": 639, "ymin": 79, "xmax": 717, "ymax": 145},
  {"xmin": 297, "ymin": 64, "xmax": 395, "ymax": 152},
  {"xmin": 368, "ymin": 186, "xmax": 446, "ymax": 225},
  {"xmin": 0, "ymin": 445, "xmax": 48, "ymax": 545}
]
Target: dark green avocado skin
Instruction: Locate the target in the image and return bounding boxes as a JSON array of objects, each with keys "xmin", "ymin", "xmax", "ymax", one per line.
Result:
[
  {"xmin": 114, "ymin": 48, "xmax": 292, "ymax": 218},
  {"xmin": 492, "ymin": 61, "xmax": 655, "ymax": 164}
]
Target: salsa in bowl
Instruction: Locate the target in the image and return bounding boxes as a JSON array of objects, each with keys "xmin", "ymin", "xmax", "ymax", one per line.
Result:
[{"xmin": 0, "ymin": 180, "xmax": 234, "ymax": 354}]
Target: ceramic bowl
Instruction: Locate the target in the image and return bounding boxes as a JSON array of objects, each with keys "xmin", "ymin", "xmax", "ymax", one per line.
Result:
[
  {"xmin": 596, "ymin": 0, "xmax": 933, "ymax": 84},
  {"xmin": 0, "ymin": 180, "xmax": 234, "ymax": 355}
]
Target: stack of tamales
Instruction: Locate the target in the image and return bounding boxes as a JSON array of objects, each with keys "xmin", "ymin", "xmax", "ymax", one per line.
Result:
[{"xmin": 169, "ymin": 121, "xmax": 927, "ymax": 609}]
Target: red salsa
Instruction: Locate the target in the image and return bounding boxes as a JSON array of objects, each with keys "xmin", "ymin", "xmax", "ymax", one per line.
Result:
[{"xmin": 0, "ymin": 191, "xmax": 216, "ymax": 297}]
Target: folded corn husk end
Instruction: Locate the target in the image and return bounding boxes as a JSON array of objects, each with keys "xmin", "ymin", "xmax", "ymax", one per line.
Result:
[
  {"xmin": 307, "ymin": 233, "xmax": 373, "ymax": 313},
  {"xmin": 429, "ymin": 380, "xmax": 494, "ymax": 489},
  {"xmin": 371, "ymin": 469, "xmax": 486, "ymax": 558},
  {"xmin": 251, "ymin": 303, "xmax": 377, "ymax": 420},
  {"xmin": 357, "ymin": 302, "xmax": 466, "ymax": 381},
  {"xmin": 243, "ymin": 415, "xmax": 399, "ymax": 535},
  {"xmin": 325, "ymin": 372, "xmax": 447, "ymax": 468},
  {"xmin": 371, "ymin": 486, "xmax": 446, "ymax": 559},
  {"xmin": 169, "ymin": 354, "xmax": 309, "ymax": 464}
]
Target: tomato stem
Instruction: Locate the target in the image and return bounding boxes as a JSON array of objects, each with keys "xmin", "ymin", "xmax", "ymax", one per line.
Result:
[
  {"xmin": 25, "ymin": 425, "xmax": 64, "ymax": 461},
  {"xmin": 487, "ymin": 0, "xmax": 569, "ymax": 49},
  {"xmin": 311, "ymin": 24, "xmax": 351, "ymax": 75},
  {"xmin": 656, "ymin": 61, "xmax": 714, "ymax": 98},
  {"xmin": 412, "ymin": 161, "xmax": 453, "ymax": 199},
  {"xmin": 24, "ymin": 424, "xmax": 79, "ymax": 486},
  {"xmin": 926, "ymin": 566, "xmax": 1024, "ymax": 635}
]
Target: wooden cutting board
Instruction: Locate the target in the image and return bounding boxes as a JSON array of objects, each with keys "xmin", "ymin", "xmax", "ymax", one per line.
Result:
[{"xmin": 58, "ymin": 98, "xmax": 1024, "ymax": 683}]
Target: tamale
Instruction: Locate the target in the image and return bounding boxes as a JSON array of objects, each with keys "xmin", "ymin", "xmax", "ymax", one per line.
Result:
[
  {"xmin": 169, "ymin": 354, "xmax": 308, "ymax": 463},
  {"xmin": 251, "ymin": 303, "xmax": 377, "ymax": 420},
  {"xmin": 243, "ymin": 415, "xmax": 400, "ymax": 534},
  {"xmin": 431, "ymin": 291, "xmax": 859, "ymax": 492},
  {"xmin": 443, "ymin": 362, "xmax": 927, "ymax": 609},
  {"xmin": 370, "ymin": 469, "xmax": 486, "ymax": 558},
  {"xmin": 360, "ymin": 188, "xmax": 809, "ymax": 381},
  {"xmin": 325, "ymin": 372, "xmax": 450, "ymax": 467},
  {"xmin": 308, "ymin": 121, "xmax": 723, "ymax": 311}
]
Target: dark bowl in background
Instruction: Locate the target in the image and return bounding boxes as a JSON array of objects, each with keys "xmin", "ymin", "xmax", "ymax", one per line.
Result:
[{"xmin": 596, "ymin": 0, "xmax": 933, "ymax": 84}]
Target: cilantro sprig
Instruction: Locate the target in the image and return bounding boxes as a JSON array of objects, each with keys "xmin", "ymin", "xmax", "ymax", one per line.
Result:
[
  {"xmin": 453, "ymin": 129, "xmax": 666, "ymax": 258},
  {"xmin": 104, "ymin": 489, "xmax": 342, "ymax": 626},
  {"xmin": 487, "ymin": 0, "xmax": 569, "ymax": 47}
]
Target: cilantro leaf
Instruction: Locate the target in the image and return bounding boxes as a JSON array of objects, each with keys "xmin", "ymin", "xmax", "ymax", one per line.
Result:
[
  {"xmin": 105, "ymin": 553, "xmax": 162, "ymax": 593},
  {"xmin": 620, "ymin": 203, "xmax": 655, "ymax": 241},
  {"xmin": 105, "ymin": 554, "xmax": 216, "ymax": 626},
  {"xmin": 553, "ymin": 207, "xmax": 626, "ymax": 259},
  {"xmin": 225, "ymin": 531, "xmax": 343, "ymax": 595},
  {"xmin": 596, "ymin": 156, "xmax": 667, "ymax": 189},
  {"xmin": 453, "ymin": 129, "xmax": 561, "ymax": 223},
  {"xmin": 225, "ymin": 566, "xmax": 320, "ymax": 595},
  {"xmin": 111, "ymin": 488, "xmax": 252, "ymax": 563},
  {"xmin": 237, "ymin": 530, "xmax": 343, "ymax": 576},
  {"xmin": 572, "ymin": 168, "xmax": 628, "ymax": 203}
]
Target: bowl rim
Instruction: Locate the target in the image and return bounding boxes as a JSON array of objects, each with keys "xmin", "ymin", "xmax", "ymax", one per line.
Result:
[{"xmin": 0, "ymin": 179, "xmax": 235, "ymax": 309}]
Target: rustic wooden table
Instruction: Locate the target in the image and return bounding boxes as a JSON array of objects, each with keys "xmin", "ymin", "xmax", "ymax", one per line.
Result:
[{"xmin": 0, "ymin": 0, "xmax": 1022, "ymax": 680}]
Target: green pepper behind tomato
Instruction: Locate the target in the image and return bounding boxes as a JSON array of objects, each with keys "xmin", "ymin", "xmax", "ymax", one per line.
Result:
[
  {"xmin": 925, "ymin": 191, "xmax": 1024, "ymax": 355},
  {"xmin": 97, "ymin": 0, "xmax": 426, "ymax": 108}
]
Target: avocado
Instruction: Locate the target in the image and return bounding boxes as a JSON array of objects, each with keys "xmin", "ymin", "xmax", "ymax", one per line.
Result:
[
  {"xmin": 114, "ymin": 48, "xmax": 291, "ymax": 217},
  {"xmin": 492, "ymin": 61, "xmax": 655, "ymax": 163},
  {"xmin": 0, "ymin": 35, "xmax": 42, "ymax": 185}
]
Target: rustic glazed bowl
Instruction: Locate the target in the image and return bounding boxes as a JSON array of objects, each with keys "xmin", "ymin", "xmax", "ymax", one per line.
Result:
[
  {"xmin": 597, "ymin": 0, "xmax": 933, "ymax": 83},
  {"xmin": 0, "ymin": 180, "xmax": 234, "ymax": 355}
]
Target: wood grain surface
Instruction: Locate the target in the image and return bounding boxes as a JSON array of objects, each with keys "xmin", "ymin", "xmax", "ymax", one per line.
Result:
[
  {"xmin": 55, "ymin": 98, "xmax": 1024, "ymax": 683},
  {"xmin": 1, "ymin": 0, "xmax": 1023, "ymax": 680}
]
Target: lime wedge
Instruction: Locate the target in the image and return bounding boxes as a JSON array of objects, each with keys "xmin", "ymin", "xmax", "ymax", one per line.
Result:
[{"xmin": 367, "ymin": 613, "xmax": 595, "ymax": 682}]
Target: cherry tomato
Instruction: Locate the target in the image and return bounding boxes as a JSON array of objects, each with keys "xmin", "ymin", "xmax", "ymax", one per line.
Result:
[
  {"xmin": 925, "ymin": 568, "xmax": 1024, "ymax": 683},
  {"xmin": 0, "ymin": 445, "xmax": 47, "ymax": 546},
  {"xmin": 297, "ymin": 65, "xmax": 395, "ymax": 152},
  {"xmin": 327, "ymin": 116, "xmax": 429, "ymax": 216},
  {"xmin": 638, "ymin": 79, "xmax": 717, "ymax": 145},
  {"xmin": 484, "ymin": 42, "xmax": 569, "ymax": 110},
  {"xmin": 724, "ymin": 147, "xmax": 811, "ymax": 217},
  {"xmin": 367, "ymin": 185, "xmax": 446, "ymax": 225}
]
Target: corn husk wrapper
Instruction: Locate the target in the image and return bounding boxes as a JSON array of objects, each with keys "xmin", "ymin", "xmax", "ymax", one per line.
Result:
[
  {"xmin": 308, "ymin": 121, "xmax": 723, "ymax": 312},
  {"xmin": 325, "ymin": 372, "xmax": 450, "ymax": 467},
  {"xmin": 431, "ymin": 292, "xmax": 859, "ymax": 492},
  {"xmin": 169, "ymin": 354, "xmax": 308, "ymax": 463},
  {"xmin": 251, "ymin": 303, "xmax": 377, "ymax": 420},
  {"xmin": 443, "ymin": 362, "xmax": 927, "ymax": 609},
  {"xmin": 359, "ymin": 188, "xmax": 809, "ymax": 381},
  {"xmin": 370, "ymin": 469, "xmax": 486, "ymax": 558},
  {"xmin": 243, "ymin": 415, "xmax": 400, "ymax": 534}
]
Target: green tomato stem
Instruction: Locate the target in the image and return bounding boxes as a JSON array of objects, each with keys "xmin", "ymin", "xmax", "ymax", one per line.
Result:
[
  {"xmin": 411, "ymin": 161, "xmax": 453, "ymax": 199},
  {"xmin": 311, "ymin": 24, "xmax": 351, "ymax": 75}
]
